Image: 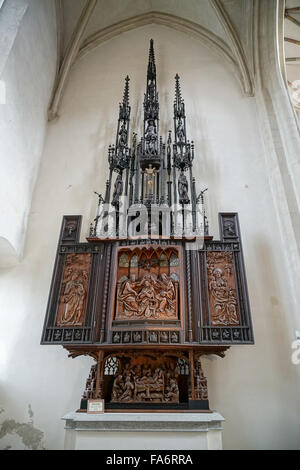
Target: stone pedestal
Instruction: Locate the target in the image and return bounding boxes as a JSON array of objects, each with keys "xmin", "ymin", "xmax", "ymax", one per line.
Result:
[{"xmin": 62, "ymin": 411, "xmax": 224, "ymax": 450}]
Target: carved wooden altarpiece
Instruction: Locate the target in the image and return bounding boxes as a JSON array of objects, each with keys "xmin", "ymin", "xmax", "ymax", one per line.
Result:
[{"xmin": 41, "ymin": 41, "xmax": 254, "ymax": 411}]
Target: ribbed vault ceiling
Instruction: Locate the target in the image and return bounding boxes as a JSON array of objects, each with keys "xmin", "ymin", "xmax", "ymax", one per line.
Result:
[
  {"xmin": 49, "ymin": 0, "xmax": 255, "ymax": 120},
  {"xmin": 285, "ymin": 0, "xmax": 300, "ymax": 82},
  {"xmin": 284, "ymin": 0, "xmax": 300, "ymax": 117},
  {"xmin": 62, "ymin": 0, "xmax": 230, "ymax": 51}
]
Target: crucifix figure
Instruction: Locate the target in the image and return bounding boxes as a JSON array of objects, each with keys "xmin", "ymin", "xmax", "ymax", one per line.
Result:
[{"xmin": 142, "ymin": 164, "xmax": 159, "ymax": 194}]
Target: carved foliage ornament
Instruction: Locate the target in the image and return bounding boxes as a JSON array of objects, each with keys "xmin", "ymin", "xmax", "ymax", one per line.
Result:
[
  {"xmin": 206, "ymin": 251, "xmax": 239, "ymax": 326},
  {"xmin": 82, "ymin": 364, "xmax": 97, "ymax": 400},
  {"xmin": 194, "ymin": 359, "xmax": 208, "ymax": 400}
]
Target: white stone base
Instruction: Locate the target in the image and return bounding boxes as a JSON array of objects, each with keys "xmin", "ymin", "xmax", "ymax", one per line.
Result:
[{"xmin": 62, "ymin": 411, "xmax": 224, "ymax": 450}]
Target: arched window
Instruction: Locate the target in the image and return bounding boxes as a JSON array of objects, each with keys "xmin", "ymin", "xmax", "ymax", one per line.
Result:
[
  {"xmin": 104, "ymin": 356, "xmax": 119, "ymax": 375},
  {"xmin": 160, "ymin": 253, "xmax": 168, "ymax": 267},
  {"xmin": 130, "ymin": 254, "xmax": 138, "ymax": 267},
  {"xmin": 170, "ymin": 253, "xmax": 179, "ymax": 266},
  {"xmin": 119, "ymin": 253, "xmax": 129, "ymax": 267},
  {"xmin": 177, "ymin": 358, "xmax": 189, "ymax": 375}
]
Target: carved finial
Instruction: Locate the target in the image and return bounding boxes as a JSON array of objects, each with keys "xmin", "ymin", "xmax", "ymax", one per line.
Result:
[
  {"xmin": 147, "ymin": 39, "xmax": 156, "ymax": 81},
  {"xmin": 119, "ymin": 75, "xmax": 130, "ymax": 120},
  {"xmin": 174, "ymin": 73, "xmax": 183, "ymax": 106},
  {"xmin": 122, "ymin": 75, "xmax": 130, "ymax": 108}
]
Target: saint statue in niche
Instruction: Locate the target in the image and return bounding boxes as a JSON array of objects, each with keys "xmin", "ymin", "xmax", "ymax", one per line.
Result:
[
  {"xmin": 145, "ymin": 120, "xmax": 157, "ymax": 155},
  {"xmin": 118, "ymin": 122, "xmax": 127, "ymax": 149},
  {"xmin": 178, "ymin": 171, "xmax": 189, "ymax": 204},
  {"xmin": 176, "ymin": 119, "xmax": 185, "ymax": 143},
  {"xmin": 149, "ymin": 331, "xmax": 158, "ymax": 342},
  {"xmin": 112, "ymin": 174, "xmax": 123, "ymax": 206},
  {"xmin": 123, "ymin": 332, "xmax": 130, "ymax": 343},
  {"xmin": 148, "ymin": 81, "xmax": 155, "ymax": 100},
  {"xmin": 145, "ymin": 120, "xmax": 157, "ymax": 141}
]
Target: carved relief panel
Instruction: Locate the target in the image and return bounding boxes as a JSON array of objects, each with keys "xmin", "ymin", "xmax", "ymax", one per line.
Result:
[
  {"xmin": 60, "ymin": 215, "xmax": 82, "ymax": 243},
  {"xmin": 112, "ymin": 245, "xmax": 181, "ymax": 325},
  {"xmin": 106, "ymin": 354, "xmax": 181, "ymax": 404},
  {"xmin": 206, "ymin": 251, "xmax": 239, "ymax": 326},
  {"xmin": 56, "ymin": 253, "xmax": 92, "ymax": 327}
]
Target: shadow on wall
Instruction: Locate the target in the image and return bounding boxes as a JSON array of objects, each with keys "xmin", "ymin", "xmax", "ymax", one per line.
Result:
[
  {"xmin": 0, "ymin": 237, "xmax": 19, "ymax": 268},
  {"xmin": 252, "ymin": 236, "xmax": 295, "ymax": 368},
  {"xmin": 0, "ymin": 405, "xmax": 45, "ymax": 450}
]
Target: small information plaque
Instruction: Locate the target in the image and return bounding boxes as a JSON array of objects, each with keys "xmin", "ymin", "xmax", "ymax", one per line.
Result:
[{"xmin": 87, "ymin": 399, "xmax": 104, "ymax": 414}]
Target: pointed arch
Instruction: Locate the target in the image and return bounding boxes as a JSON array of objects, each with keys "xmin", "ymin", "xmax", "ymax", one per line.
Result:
[{"xmin": 48, "ymin": 10, "xmax": 253, "ymax": 120}]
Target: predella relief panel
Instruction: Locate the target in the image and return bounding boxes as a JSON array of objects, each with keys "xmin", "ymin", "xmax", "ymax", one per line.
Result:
[{"xmin": 111, "ymin": 357, "xmax": 180, "ymax": 404}]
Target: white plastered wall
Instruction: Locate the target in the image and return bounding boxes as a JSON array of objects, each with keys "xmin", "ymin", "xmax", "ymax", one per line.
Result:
[
  {"xmin": 0, "ymin": 24, "xmax": 300, "ymax": 450},
  {"xmin": 0, "ymin": 0, "xmax": 57, "ymax": 264}
]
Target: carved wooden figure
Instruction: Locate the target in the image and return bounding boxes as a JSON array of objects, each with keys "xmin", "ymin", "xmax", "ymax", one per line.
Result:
[
  {"xmin": 56, "ymin": 254, "xmax": 91, "ymax": 327},
  {"xmin": 207, "ymin": 251, "xmax": 239, "ymax": 326}
]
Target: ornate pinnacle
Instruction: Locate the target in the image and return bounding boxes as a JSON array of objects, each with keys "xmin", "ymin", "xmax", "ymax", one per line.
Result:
[
  {"xmin": 174, "ymin": 73, "xmax": 183, "ymax": 108},
  {"xmin": 122, "ymin": 75, "xmax": 130, "ymax": 109},
  {"xmin": 147, "ymin": 39, "xmax": 156, "ymax": 82},
  {"xmin": 119, "ymin": 75, "xmax": 130, "ymax": 120}
]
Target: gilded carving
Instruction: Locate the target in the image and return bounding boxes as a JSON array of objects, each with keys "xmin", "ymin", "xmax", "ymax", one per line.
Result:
[
  {"xmin": 56, "ymin": 254, "xmax": 91, "ymax": 327},
  {"xmin": 207, "ymin": 251, "xmax": 239, "ymax": 326}
]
